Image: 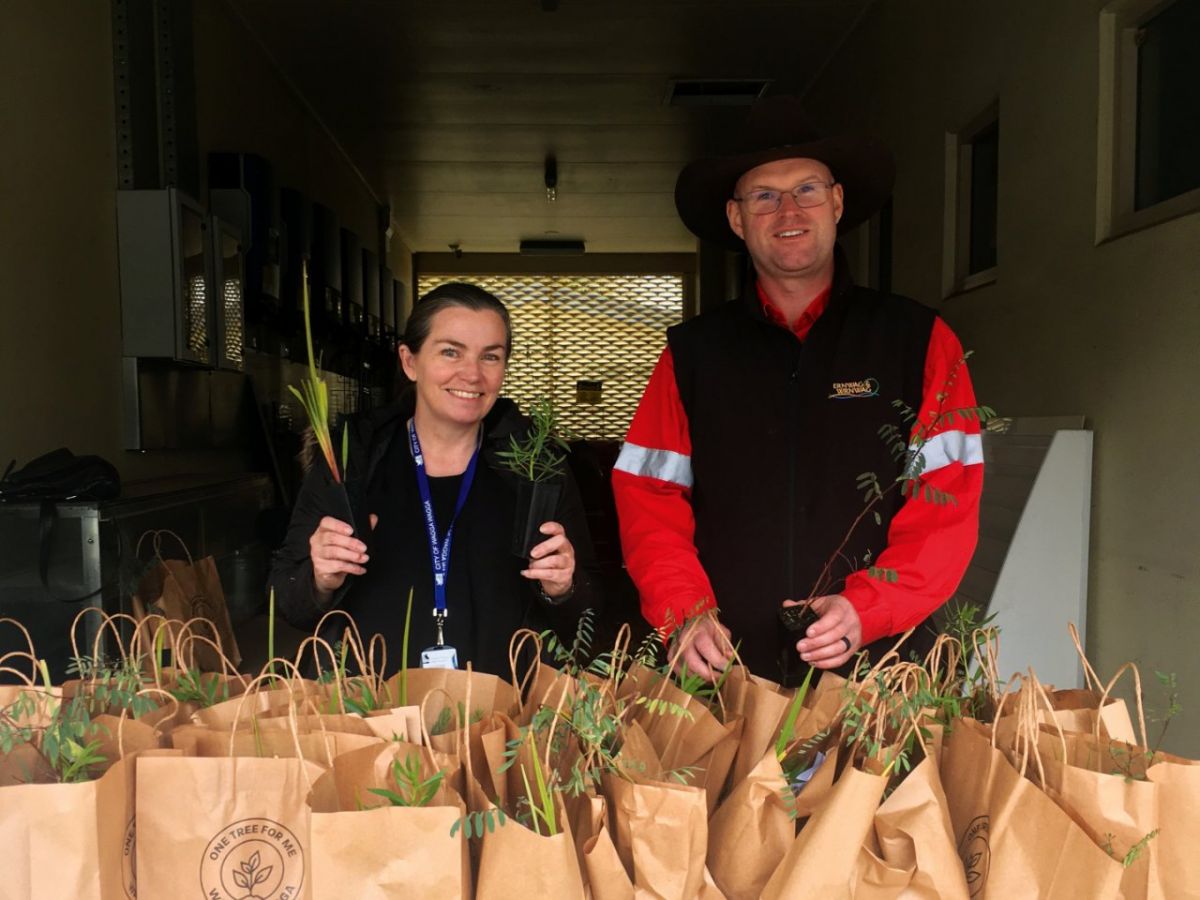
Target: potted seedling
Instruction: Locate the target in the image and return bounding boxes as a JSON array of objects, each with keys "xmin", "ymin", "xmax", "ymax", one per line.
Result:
[
  {"xmin": 288, "ymin": 260, "xmax": 356, "ymax": 533},
  {"xmin": 497, "ymin": 397, "xmax": 570, "ymax": 558}
]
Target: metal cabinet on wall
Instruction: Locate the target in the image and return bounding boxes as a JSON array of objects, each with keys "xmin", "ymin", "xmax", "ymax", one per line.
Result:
[{"xmin": 118, "ymin": 188, "xmax": 217, "ymax": 366}]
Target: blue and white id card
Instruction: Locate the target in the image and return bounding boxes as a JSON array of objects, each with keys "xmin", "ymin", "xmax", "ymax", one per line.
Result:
[{"xmin": 420, "ymin": 645, "xmax": 459, "ymax": 669}]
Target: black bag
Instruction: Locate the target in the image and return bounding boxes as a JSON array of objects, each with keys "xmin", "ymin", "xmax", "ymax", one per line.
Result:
[{"xmin": 0, "ymin": 448, "xmax": 120, "ymax": 503}]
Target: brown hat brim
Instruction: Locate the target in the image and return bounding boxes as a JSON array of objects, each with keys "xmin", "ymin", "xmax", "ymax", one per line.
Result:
[{"xmin": 675, "ymin": 135, "xmax": 895, "ymax": 250}]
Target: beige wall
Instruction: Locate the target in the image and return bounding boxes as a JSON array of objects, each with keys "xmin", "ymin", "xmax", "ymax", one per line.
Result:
[
  {"xmin": 0, "ymin": 1, "xmax": 410, "ymax": 483},
  {"xmin": 808, "ymin": 0, "xmax": 1199, "ymax": 752},
  {"xmin": 1, "ymin": 3, "xmax": 127, "ymax": 471}
]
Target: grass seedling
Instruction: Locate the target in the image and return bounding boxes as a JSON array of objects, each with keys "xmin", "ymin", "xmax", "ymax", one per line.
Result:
[
  {"xmin": 267, "ymin": 587, "xmax": 277, "ymax": 679},
  {"xmin": 287, "ymin": 261, "xmax": 342, "ymax": 483},
  {"xmin": 368, "ymin": 752, "xmax": 445, "ymax": 808},
  {"xmin": 775, "ymin": 666, "xmax": 816, "ymax": 762},
  {"xmin": 519, "ymin": 730, "xmax": 558, "ymax": 836},
  {"xmin": 170, "ymin": 669, "xmax": 229, "ymax": 708},
  {"xmin": 399, "ymin": 587, "xmax": 413, "ymax": 706}
]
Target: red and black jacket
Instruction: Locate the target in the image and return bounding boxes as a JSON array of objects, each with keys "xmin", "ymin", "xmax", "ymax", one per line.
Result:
[{"xmin": 613, "ymin": 257, "xmax": 983, "ymax": 683}]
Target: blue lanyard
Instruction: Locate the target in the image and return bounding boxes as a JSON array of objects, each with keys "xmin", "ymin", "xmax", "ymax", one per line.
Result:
[{"xmin": 408, "ymin": 419, "xmax": 481, "ymax": 630}]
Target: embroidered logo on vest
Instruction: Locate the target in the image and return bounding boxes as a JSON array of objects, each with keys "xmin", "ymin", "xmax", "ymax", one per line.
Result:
[{"xmin": 828, "ymin": 378, "xmax": 880, "ymax": 399}]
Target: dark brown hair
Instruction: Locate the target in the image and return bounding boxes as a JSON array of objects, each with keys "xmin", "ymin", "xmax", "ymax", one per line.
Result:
[{"xmin": 402, "ymin": 282, "xmax": 512, "ymax": 357}]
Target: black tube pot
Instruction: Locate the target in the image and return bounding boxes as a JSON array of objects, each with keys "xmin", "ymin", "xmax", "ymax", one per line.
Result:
[
  {"xmin": 313, "ymin": 464, "xmax": 360, "ymax": 538},
  {"xmin": 511, "ymin": 478, "xmax": 562, "ymax": 558}
]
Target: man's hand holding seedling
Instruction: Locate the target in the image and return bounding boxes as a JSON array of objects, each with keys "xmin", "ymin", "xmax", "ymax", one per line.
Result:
[
  {"xmin": 669, "ymin": 610, "xmax": 733, "ymax": 682},
  {"xmin": 787, "ymin": 594, "xmax": 863, "ymax": 669}
]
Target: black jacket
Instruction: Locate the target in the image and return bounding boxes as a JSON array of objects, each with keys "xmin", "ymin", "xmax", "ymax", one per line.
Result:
[
  {"xmin": 667, "ymin": 260, "xmax": 935, "ymax": 683},
  {"xmin": 270, "ymin": 395, "xmax": 599, "ymax": 677}
]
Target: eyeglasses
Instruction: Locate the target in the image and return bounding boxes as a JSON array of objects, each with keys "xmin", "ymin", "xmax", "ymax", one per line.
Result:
[{"xmin": 733, "ymin": 181, "xmax": 836, "ymax": 215}]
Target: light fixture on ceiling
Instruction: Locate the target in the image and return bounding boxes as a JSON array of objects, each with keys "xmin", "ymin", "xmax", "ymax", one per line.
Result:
[
  {"xmin": 520, "ymin": 238, "xmax": 585, "ymax": 255},
  {"xmin": 544, "ymin": 154, "xmax": 557, "ymax": 202},
  {"xmin": 664, "ymin": 78, "xmax": 772, "ymax": 106},
  {"xmin": 448, "ymin": 242, "xmax": 463, "ymax": 259}
]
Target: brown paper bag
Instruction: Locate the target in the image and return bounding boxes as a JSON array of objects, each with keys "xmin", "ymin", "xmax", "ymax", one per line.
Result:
[
  {"xmin": 456, "ymin": 710, "xmax": 588, "ymax": 900},
  {"xmin": 467, "ymin": 775, "xmax": 586, "ymax": 900},
  {"xmin": 308, "ymin": 741, "xmax": 471, "ymax": 899},
  {"xmin": 136, "ymin": 755, "xmax": 313, "ymax": 900},
  {"xmin": 1041, "ymin": 621, "xmax": 1137, "ymax": 743},
  {"xmin": 132, "ymin": 553, "xmax": 241, "ymax": 670},
  {"xmin": 691, "ymin": 714, "xmax": 744, "ymax": 815},
  {"xmin": 760, "ymin": 765, "xmax": 886, "ymax": 900},
  {"xmin": 190, "ymin": 683, "xmax": 326, "ymax": 729},
  {"xmin": 0, "ymin": 686, "xmax": 60, "ymax": 786},
  {"xmin": 1146, "ymin": 760, "xmax": 1200, "ymax": 900},
  {"xmin": 993, "ymin": 667, "xmax": 1195, "ymax": 900},
  {"xmin": 170, "ymin": 722, "xmax": 381, "ymax": 764},
  {"xmin": 582, "ymin": 820, "xmax": 635, "ymax": 900},
  {"xmin": 853, "ymin": 755, "xmax": 969, "ymax": 899},
  {"xmin": 940, "ymin": 717, "xmax": 1122, "ymax": 898},
  {"xmin": 386, "ymin": 667, "xmax": 521, "ymax": 725},
  {"xmin": 612, "ymin": 719, "xmax": 663, "ymax": 783},
  {"xmin": 0, "ymin": 747, "xmax": 167, "ymax": 900},
  {"xmin": 603, "ymin": 775, "xmax": 725, "ymax": 899},
  {"xmin": 632, "ymin": 670, "xmax": 729, "ymax": 774},
  {"xmin": 789, "ymin": 743, "xmax": 839, "ymax": 820},
  {"xmin": 2, "ymin": 779, "xmax": 103, "ymax": 899},
  {"xmin": 1037, "ymin": 687, "xmax": 1136, "ymax": 742},
  {"xmin": 1014, "ymin": 726, "xmax": 1199, "ymax": 900},
  {"xmin": 95, "ymin": 749, "xmax": 184, "ymax": 900},
  {"xmin": 707, "ymin": 748, "xmax": 794, "ymax": 900},
  {"xmin": 310, "ymin": 807, "xmax": 466, "ymax": 900},
  {"xmin": 720, "ymin": 667, "xmax": 792, "ymax": 790}
]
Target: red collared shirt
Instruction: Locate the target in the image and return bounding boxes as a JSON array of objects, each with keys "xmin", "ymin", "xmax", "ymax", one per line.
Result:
[{"xmin": 756, "ymin": 281, "xmax": 832, "ymax": 341}]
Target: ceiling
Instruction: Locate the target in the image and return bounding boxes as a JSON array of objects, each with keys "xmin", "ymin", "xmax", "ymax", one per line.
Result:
[{"xmin": 229, "ymin": 0, "xmax": 873, "ymax": 254}]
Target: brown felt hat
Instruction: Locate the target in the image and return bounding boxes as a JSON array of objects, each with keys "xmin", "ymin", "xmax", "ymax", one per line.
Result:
[{"xmin": 674, "ymin": 96, "xmax": 895, "ymax": 250}]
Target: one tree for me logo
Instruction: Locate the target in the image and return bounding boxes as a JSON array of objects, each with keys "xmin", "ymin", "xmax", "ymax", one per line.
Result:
[
  {"xmin": 957, "ymin": 814, "xmax": 991, "ymax": 898},
  {"xmin": 122, "ymin": 817, "xmax": 137, "ymax": 898},
  {"xmin": 200, "ymin": 818, "xmax": 305, "ymax": 900}
]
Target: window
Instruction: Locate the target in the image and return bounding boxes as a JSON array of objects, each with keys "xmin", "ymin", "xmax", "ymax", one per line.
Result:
[
  {"xmin": 1099, "ymin": 0, "xmax": 1200, "ymax": 239},
  {"xmin": 967, "ymin": 122, "xmax": 999, "ymax": 275},
  {"xmin": 415, "ymin": 273, "xmax": 685, "ymax": 440},
  {"xmin": 943, "ymin": 102, "xmax": 999, "ymax": 296}
]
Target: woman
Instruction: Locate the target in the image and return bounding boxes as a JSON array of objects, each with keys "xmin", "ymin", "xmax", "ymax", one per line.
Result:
[{"xmin": 271, "ymin": 282, "xmax": 597, "ymax": 676}]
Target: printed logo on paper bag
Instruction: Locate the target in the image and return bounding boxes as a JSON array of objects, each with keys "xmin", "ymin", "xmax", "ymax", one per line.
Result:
[
  {"xmin": 957, "ymin": 815, "xmax": 991, "ymax": 897},
  {"xmin": 122, "ymin": 816, "xmax": 137, "ymax": 898},
  {"xmin": 200, "ymin": 818, "xmax": 305, "ymax": 900}
]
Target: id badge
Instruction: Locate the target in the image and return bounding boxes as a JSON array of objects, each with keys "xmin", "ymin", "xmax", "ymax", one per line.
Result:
[{"xmin": 420, "ymin": 645, "xmax": 459, "ymax": 669}]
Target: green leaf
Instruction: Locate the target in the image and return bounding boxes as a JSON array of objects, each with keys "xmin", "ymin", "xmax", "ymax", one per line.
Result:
[{"xmin": 341, "ymin": 420, "xmax": 350, "ymax": 479}]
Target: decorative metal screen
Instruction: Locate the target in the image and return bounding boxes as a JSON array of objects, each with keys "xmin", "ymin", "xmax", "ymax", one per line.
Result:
[
  {"xmin": 222, "ymin": 276, "xmax": 244, "ymax": 367},
  {"xmin": 186, "ymin": 273, "xmax": 209, "ymax": 357},
  {"xmin": 416, "ymin": 274, "xmax": 685, "ymax": 440}
]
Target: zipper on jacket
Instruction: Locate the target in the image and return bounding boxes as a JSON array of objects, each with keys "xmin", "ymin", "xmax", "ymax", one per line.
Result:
[{"xmin": 786, "ymin": 355, "xmax": 800, "ymax": 601}]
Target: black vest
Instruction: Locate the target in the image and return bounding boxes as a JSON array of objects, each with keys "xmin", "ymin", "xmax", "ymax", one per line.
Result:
[{"xmin": 667, "ymin": 265, "xmax": 935, "ymax": 683}]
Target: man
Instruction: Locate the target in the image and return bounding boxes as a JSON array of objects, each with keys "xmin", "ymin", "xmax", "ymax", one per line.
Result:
[{"xmin": 613, "ymin": 97, "xmax": 983, "ymax": 685}]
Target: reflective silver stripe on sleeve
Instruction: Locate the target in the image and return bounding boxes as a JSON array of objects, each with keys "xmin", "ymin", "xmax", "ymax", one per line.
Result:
[
  {"xmin": 614, "ymin": 442, "xmax": 694, "ymax": 488},
  {"xmin": 909, "ymin": 430, "xmax": 984, "ymax": 476}
]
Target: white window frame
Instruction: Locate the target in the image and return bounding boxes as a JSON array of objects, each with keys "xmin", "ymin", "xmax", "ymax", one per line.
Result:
[
  {"xmin": 1097, "ymin": 0, "xmax": 1200, "ymax": 242},
  {"xmin": 942, "ymin": 100, "xmax": 999, "ymax": 299}
]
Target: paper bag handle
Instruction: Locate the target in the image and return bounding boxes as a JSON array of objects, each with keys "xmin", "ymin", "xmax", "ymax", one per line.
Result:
[{"xmin": 0, "ymin": 617, "xmax": 40, "ymax": 682}]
